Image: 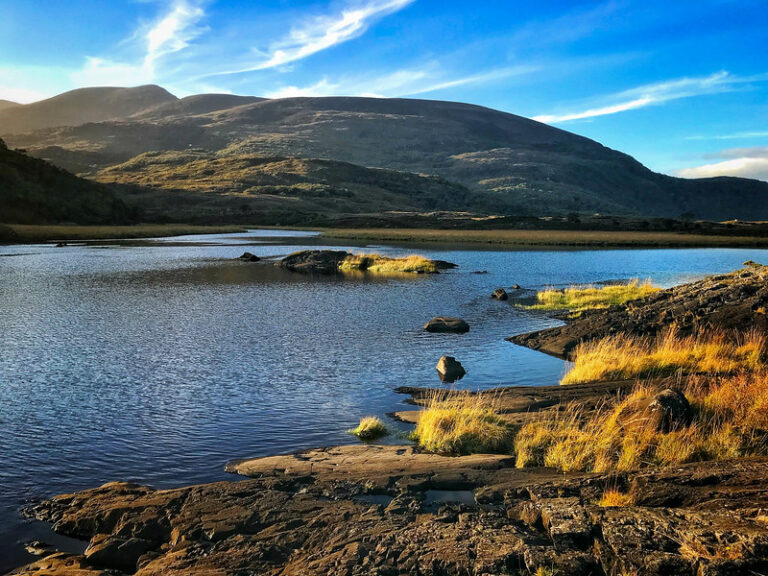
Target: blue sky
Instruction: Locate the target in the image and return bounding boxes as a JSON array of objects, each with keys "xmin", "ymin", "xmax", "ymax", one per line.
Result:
[{"xmin": 1, "ymin": 0, "xmax": 767, "ymax": 180}]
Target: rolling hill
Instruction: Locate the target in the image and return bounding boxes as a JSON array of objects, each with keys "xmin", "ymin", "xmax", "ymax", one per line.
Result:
[
  {"xmin": 3, "ymin": 85, "xmax": 768, "ymax": 223},
  {"xmin": 0, "ymin": 138, "xmax": 135, "ymax": 225}
]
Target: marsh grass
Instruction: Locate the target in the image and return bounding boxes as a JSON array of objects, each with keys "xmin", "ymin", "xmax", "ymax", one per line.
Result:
[
  {"xmin": 348, "ymin": 416, "xmax": 388, "ymax": 441},
  {"xmin": 515, "ymin": 371, "xmax": 768, "ymax": 473},
  {"xmin": 339, "ymin": 252, "xmax": 439, "ymax": 274},
  {"xmin": 410, "ymin": 392, "xmax": 514, "ymax": 454},
  {"xmin": 524, "ymin": 279, "xmax": 659, "ymax": 313},
  {"xmin": 561, "ymin": 327, "xmax": 766, "ymax": 385}
]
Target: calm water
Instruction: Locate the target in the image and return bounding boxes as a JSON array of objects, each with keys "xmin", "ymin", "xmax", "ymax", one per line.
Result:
[{"xmin": 1, "ymin": 230, "xmax": 766, "ymax": 570}]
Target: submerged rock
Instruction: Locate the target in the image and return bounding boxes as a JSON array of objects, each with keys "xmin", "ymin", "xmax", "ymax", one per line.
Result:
[
  {"xmin": 279, "ymin": 250, "xmax": 350, "ymax": 274},
  {"xmin": 436, "ymin": 355, "xmax": 466, "ymax": 382},
  {"xmin": 424, "ymin": 316, "xmax": 470, "ymax": 333},
  {"xmin": 238, "ymin": 251, "xmax": 260, "ymax": 262},
  {"xmin": 491, "ymin": 288, "xmax": 508, "ymax": 300}
]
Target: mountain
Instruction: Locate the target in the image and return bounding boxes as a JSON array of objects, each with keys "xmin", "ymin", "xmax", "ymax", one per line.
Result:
[
  {"xmin": 0, "ymin": 99, "xmax": 20, "ymax": 112},
  {"xmin": 3, "ymin": 86, "xmax": 768, "ymax": 222},
  {"xmin": 0, "ymin": 138, "xmax": 135, "ymax": 224},
  {"xmin": 0, "ymin": 85, "xmax": 176, "ymax": 134}
]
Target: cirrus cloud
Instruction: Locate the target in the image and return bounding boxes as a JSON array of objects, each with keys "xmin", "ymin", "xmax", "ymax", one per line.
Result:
[{"xmin": 534, "ymin": 71, "xmax": 767, "ymax": 123}]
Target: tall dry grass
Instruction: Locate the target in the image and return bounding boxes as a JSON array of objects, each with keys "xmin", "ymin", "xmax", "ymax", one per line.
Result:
[
  {"xmin": 561, "ymin": 327, "xmax": 766, "ymax": 385},
  {"xmin": 410, "ymin": 392, "xmax": 514, "ymax": 454},
  {"xmin": 515, "ymin": 372, "xmax": 768, "ymax": 473},
  {"xmin": 524, "ymin": 279, "xmax": 659, "ymax": 313}
]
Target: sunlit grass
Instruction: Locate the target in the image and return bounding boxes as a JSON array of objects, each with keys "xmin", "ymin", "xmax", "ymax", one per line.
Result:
[
  {"xmin": 338, "ymin": 252, "xmax": 440, "ymax": 274},
  {"xmin": 348, "ymin": 416, "xmax": 388, "ymax": 441},
  {"xmin": 524, "ymin": 279, "xmax": 659, "ymax": 313},
  {"xmin": 410, "ymin": 392, "xmax": 514, "ymax": 455},
  {"xmin": 561, "ymin": 327, "xmax": 766, "ymax": 385},
  {"xmin": 514, "ymin": 371, "xmax": 768, "ymax": 473},
  {"xmin": 598, "ymin": 488, "xmax": 636, "ymax": 507}
]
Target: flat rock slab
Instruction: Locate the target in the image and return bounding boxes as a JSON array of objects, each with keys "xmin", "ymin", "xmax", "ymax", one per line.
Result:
[
  {"xmin": 510, "ymin": 265, "xmax": 768, "ymax": 358},
  {"xmin": 228, "ymin": 444, "xmax": 514, "ymax": 487}
]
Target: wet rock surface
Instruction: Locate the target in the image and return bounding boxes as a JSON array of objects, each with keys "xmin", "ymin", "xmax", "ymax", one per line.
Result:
[
  {"xmin": 510, "ymin": 265, "xmax": 768, "ymax": 358},
  {"xmin": 12, "ymin": 447, "xmax": 768, "ymax": 576}
]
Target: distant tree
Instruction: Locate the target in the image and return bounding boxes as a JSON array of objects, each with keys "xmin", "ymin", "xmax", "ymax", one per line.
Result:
[{"xmin": 680, "ymin": 212, "xmax": 696, "ymax": 222}]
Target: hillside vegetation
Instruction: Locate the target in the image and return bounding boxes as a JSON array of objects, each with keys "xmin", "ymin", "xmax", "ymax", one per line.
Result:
[
  {"xmin": 0, "ymin": 138, "xmax": 135, "ymax": 225},
  {"xmin": 3, "ymin": 86, "xmax": 768, "ymax": 222}
]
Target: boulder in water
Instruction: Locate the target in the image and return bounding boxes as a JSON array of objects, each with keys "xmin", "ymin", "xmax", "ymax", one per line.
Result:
[{"xmin": 424, "ymin": 316, "xmax": 470, "ymax": 333}]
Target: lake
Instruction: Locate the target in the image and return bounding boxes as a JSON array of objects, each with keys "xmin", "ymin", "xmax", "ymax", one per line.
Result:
[{"xmin": 1, "ymin": 229, "xmax": 766, "ymax": 570}]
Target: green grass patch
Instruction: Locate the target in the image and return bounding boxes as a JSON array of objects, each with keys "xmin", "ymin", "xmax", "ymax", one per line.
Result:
[
  {"xmin": 524, "ymin": 279, "xmax": 659, "ymax": 313},
  {"xmin": 348, "ymin": 416, "xmax": 388, "ymax": 441}
]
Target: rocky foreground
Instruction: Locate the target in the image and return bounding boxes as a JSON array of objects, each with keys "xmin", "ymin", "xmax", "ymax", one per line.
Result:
[
  {"xmin": 510, "ymin": 264, "xmax": 768, "ymax": 358},
  {"xmin": 13, "ymin": 438, "xmax": 768, "ymax": 576}
]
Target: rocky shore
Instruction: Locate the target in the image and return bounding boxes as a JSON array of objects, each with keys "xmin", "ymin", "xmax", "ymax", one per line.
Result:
[
  {"xmin": 510, "ymin": 263, "xmax": 768, "ymax": 358},
  {"xmin": 14, "ymin": 442, "xmax": 768, "ymax": 576},
  {"xmin": 10, "ymin": 265, "xmax": 768, "ymax": 576}
]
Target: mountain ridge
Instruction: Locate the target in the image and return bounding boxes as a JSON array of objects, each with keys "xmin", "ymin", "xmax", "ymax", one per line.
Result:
[{"xmin": 2, "ymin": 85, "xmax": 767, "ymax": 222}]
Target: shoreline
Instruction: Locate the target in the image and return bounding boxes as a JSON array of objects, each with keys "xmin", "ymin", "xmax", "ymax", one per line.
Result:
[
  {"xmin": 5, "ymin": 223, "xmax": 768, "ymax": 248},
  {"xmin": 0, "ymin": 223, "xmax": 248, "ymax": 244}
]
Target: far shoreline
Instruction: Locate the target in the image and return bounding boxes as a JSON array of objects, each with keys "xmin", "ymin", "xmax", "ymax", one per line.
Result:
[{"xmin": 5, "ymin": 222, "xmax": 768, "ymax": 248}]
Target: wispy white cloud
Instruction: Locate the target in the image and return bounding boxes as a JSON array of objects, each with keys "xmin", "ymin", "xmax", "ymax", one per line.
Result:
[
  {"xmin": 678, "ymin": 146, "xmax": 768, "ymax": 181},
  {"xmin": 208, "ymin": 0, "xmax": 414, "ymax": 77},
  {"xmin": 685, "ymin": 130, "xmax": 768, "ymax": 141},
  {"xmin": 534, "ymin": 71, "xmax": 767, "ymax": 123},
  {"xmin": 264, "ymin": 64, "xmax": 537, "ymax": 99},
  {"xmin": 71, "ymin": 0, "xmax": 206, "ymax": 87}
]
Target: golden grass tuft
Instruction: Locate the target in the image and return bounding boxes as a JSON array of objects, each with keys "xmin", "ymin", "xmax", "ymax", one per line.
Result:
[
  {"xmin": 348, "ymin": 416, "xmax": 388, "ymax": 441},
  {"xmin": 338, "ymin": 252, "xmax": 440, "ymax": 274},
  {"xmin": 598, "ymin": 488, "xmax": 636, "ymax": 507},
  {"xmin": 561, "ymin": 327, "xmax": 766, "ymax": 385},
  {"xmin": 524, "ymin": 279, "xmax": 659, "ymax": 313},
  {"xmin": 410, "ymin": 392, "xmax": 514, "ymax": 455}
]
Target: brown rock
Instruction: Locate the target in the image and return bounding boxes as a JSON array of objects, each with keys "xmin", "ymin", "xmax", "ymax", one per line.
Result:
[{"xmin": 436, "ymin": 355, "xmax": 466, "ymax": 382}]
